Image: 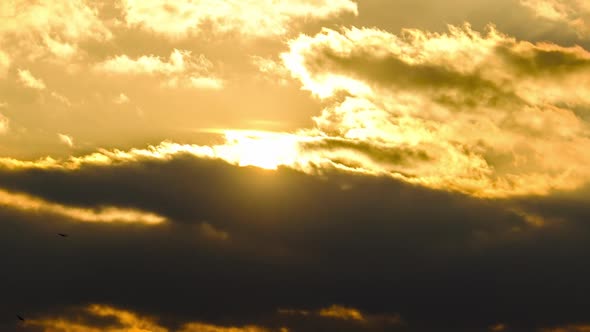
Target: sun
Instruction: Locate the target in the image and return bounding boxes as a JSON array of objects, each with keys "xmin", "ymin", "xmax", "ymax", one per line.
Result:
[{"xmin": 213, "ymin": 130, "xmax": 301, "ymax": 170}]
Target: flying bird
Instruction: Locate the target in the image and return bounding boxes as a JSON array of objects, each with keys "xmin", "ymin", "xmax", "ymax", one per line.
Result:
[
  {"xmin": 16, "ymin": 314, "xmax": 24, "ymax": 322},
  {"xmin": 57, "ymin": 233, "xmax": 68, "ymax": 237}
]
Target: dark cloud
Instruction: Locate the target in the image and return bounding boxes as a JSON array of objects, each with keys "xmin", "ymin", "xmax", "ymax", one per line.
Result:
[
  {"xmin": 301, "ymin": 137, "xmax": 431, "ymax": 167},
  {"xmin": 305, "ymin": 46, "xmax": 523, "ymax": 109},
  {"xmin": 496, "ymin": 44, "xmax": 590, "ymax": 76},
  {"xmin": 0, "ymin": 156, "xmax": 588, "ymax": 331}
]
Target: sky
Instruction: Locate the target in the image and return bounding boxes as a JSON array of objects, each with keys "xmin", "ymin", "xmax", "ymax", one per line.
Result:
[{"xmin": 1, "ymin": 0, "xmax": 590, "ymax": 331}]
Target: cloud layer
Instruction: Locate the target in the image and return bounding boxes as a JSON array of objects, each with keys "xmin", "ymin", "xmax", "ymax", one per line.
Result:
[{"xmin": 2, "ymin": 1, "xmax": 590, "ymax": 332}]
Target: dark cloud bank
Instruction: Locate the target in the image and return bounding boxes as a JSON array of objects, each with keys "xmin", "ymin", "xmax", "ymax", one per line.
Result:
[{"xmin": 0, "ymin": 155, "xmax": 589, "ymax": 331}]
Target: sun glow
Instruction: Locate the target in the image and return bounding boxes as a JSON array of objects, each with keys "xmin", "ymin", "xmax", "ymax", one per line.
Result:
[{"xmin": 213, "ymin": 130, "xmax": 302, "ymax": 170}]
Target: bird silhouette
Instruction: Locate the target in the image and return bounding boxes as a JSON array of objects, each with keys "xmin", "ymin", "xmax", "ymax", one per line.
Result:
[
  {"xmin": 57, "ymin": 233, "xmax": 68, "ymax": 237},
  {"xmin": 16, "ymin": 314, "xmax": 24, "ymax": 322}
]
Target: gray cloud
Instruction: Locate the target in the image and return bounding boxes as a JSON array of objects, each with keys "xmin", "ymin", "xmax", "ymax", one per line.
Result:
[{"xmin": 0, "ymin": 155, "xmax": 588, "ymax": 331}]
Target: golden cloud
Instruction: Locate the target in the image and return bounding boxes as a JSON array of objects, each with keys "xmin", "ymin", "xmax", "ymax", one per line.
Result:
[
  {"xmin": 0, "ymin": 133, "xmax": 307, "ymax": 171},
  {"xmin": 318, "ymin": 305, "xmax": 365, "ymax": 321},
  {"xmin": 0, "ymin": 0, "xmax": 110, "ymax": 63},
  {"xmin": 276, "ymin": 24, "xmax": 590, "ymax": 197},
  {"xmin": 58, "ymin": 133, "xmax": 74, "ymax": 147},
  {"xmin": 0, "ymin": 112, "xmax": 8, "ymax": 134},
  {"xmin": 520, "ymin": 0, "xmax": 590, "ymax": 37},
  {"xmin": 17, "ymin": 68, "xmax": 46, "ymax": 90},
  {"xmin": 26, "ymin": 304, "xmax": 283, "ymax": 332},
  {"xmin": 0, "ymin": 187, "xmax": 166, "ymax": 225},
  {"xmin": 121, "ymin": 0, "xmax": 357, "ymax": 39},
  {"xmin": 279, "ymin": 304, "xmax": 403, "ymax": 327},
  {"xmin": 96, "ymin": 49, "xmax": 223, "ymax": 90},
  {"xmin": 0, "ymin": 49, "xmax": 9, "ymax": 77}
]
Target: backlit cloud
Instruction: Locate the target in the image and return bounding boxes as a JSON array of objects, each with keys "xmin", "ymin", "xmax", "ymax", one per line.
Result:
[
  {"xmin": 278, "ymin": 24, "xmax": 590, "ymax": 197},
  {"xmin": 96, "ymin": 49, "xmax": 223, "ymax": 89},
  {"xmin": 121, "ymin": 0, "xmax": 358, "ymax": 39},
  {"xmin": 0, "ymin": 0, "xmax": 110, "ymax": 62},
  {"xmin": 0, "ymin": 187, "xmax": 165, "ymax": 224}
]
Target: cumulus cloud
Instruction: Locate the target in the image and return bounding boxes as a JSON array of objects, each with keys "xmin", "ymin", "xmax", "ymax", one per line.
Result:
[
  {"xmin": 96, "ymin": 49, "xmax": 223, "ymax": 90},
  {"xmin": 0, "ymin": 0, "xmax": 110, "ymax": 62},
  {"xmin": 121, "ymin": 0, "xmax": 357, "ymax": 39},
  {"xmin": 17, "ymin": 68, "xmax": 46, "ymax": 90},
  {"xmin": 520, "ymin": 0, "xmax": 590, "ymax": 37},
  {"xmin": 276, "ymin": 24, "xmax": 590, "ymax": 197}
]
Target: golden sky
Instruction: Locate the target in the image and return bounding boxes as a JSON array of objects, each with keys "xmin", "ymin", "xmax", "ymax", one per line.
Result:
[{"xmin": 2, "ymin": 1, "xmax": 590, "ymax": 331}]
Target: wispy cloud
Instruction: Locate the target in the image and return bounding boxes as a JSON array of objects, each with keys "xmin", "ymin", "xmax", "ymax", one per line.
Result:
[{"xmin": 0, "ymin": 187, "xmax": 166, "ymax": 224}]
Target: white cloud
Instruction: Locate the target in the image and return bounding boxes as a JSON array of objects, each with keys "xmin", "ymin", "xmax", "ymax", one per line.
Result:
[{"xmin": 17, "ymin": 69, "xmax": 45, "ymax": 90}]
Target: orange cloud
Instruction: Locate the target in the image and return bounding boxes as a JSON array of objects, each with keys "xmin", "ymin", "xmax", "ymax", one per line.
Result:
[
  {"xmin": 278, "ymin": 304, "xmax": 403, "ymax": 326},
  {"xmin": 318, "ymin": 305, "xmax": 365, "ymax": 321},
  {"xmin": 26, "ymin": 304, "xmax": 284, "ymax": 332}
]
